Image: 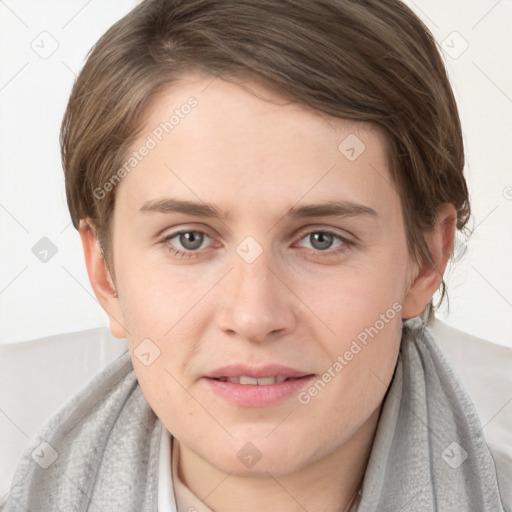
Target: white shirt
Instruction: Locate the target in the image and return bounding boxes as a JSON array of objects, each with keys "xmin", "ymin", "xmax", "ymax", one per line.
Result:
[
  {"xmin": 157, "ymin": 423, "xmax": 176, "ymax": 512},
  {"xmin": 158, "ymin": 423, "xmax": 214, "ymax": 512}
]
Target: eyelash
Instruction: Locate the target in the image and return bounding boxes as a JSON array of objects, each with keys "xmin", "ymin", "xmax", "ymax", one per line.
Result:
[{"xmin": 161, "ymin": 229, "xmax": 353, "ymax": 260}]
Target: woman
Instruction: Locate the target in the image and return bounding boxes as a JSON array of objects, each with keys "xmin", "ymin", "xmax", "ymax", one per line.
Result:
[{"xmin": 2, "ymin": 0, "xmax": 506, "ymax": 510}]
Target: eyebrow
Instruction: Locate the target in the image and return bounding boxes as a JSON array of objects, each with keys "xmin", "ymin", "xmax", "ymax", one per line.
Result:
[{"xmin": 139, "ymin": 198, "xmax": 377, "ymax": 220}]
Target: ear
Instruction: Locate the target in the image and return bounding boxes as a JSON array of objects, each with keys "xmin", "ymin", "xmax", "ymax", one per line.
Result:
[
  {"xmin": 401, "ymin": 204, "xmax": 457, "ymax": 319},
  {"xmin": 78, "ymin": 220, "xmax": 127, "ymax": 339}
]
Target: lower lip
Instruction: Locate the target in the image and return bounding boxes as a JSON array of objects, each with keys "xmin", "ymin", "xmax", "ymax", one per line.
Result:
[{"xmin": 202, "ymin": 376, "xmax": 316, "ymax": 407}]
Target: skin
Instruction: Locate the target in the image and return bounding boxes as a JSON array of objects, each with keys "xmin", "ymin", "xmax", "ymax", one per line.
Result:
[{"xmin": 80, "ymin": 71, "xmax": 456, "ymax": 512}]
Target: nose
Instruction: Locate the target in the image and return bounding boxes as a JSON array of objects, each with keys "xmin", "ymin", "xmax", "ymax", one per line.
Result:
[{"xmin": 216, "ymin": 248, "xmax": 299, "ymax": 343}]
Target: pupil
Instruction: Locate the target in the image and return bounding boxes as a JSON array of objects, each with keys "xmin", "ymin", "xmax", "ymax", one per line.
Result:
[
  {"xmin": 311, "ymin": 232, "xmax": 332, "ymax": 250},
  {"xmin": 180, "ymin": 232, "xmax": 203, "ymax": 250}
]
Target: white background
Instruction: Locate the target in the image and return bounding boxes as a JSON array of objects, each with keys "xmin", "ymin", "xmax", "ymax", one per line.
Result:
[{"xmin": 0, "ymin": 0, "xmax": 511, "ymax": 347}]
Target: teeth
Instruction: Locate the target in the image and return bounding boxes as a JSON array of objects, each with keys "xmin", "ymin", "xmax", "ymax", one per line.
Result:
[
  {"xmin": 221, "ymin": 376, "xmax": 288, "ymax": 385},
  {"xmin": 239, "ymin": 376, "xmax": 259, "ymax": 385},
  {"xmin": 257, "ymin": 377, "xmax": 278, "ymax": 385}
]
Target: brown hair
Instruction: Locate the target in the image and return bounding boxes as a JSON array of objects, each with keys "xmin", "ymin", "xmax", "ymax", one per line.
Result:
[{"xmin": 61, "ymin": 0, "xmax": 469, "ymax": 298}]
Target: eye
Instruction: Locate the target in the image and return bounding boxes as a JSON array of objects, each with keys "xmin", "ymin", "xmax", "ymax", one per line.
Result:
[
  {"xmin": 161, "ymin": 228, "xmax": 352, "ymax": 260},
  {"xmin": 296, "ymin": 230, "xmax": 350, "ymax": 254},
  {"xmin": 163, "ymin": 230, "xmax": 213, "ymax": 258}
]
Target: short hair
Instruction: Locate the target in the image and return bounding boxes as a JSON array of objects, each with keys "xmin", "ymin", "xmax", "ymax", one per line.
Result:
[{"xmin": 61, "ymin": 0, "xmax": 469, "ymax": 289}]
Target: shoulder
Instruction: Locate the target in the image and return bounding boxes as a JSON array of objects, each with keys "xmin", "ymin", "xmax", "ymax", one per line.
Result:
[
  {"xmin": 0, "ymin": 331, "xmax": 159, "ymax": 510},
  {"xmin": 0, "ymin": 328, "xmax": 128, "ymax": 505},
  {"xmin": 426, "ymin": 318, "xmax": 512, "ymax": 511}
]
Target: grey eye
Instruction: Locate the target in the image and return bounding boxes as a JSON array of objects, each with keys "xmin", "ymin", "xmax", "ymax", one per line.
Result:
[
  {"xmin": 178, "ymin": 232, "xmax": 205, "ymax": 250},
  {"xmin": 296, "ymin": 231, "xmax": 347, "ymax": 253},
  {"xmin": 308, "ymin": 232, "xmax": 335, "ymax": 250}
]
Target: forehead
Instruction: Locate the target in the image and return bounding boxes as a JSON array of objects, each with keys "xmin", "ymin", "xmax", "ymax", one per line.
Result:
[
  {"xmin": 116, "ymin": 72, "xmax": 398, "ymax": 222},
  {"xmin": 141, "ymin": 71, "xmax": 386, "ymax": 153}
]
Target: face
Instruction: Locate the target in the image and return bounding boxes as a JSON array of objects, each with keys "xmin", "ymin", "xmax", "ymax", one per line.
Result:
[{"xmin": 106, "ymin": 72, "xmax": 416, "ymax": 477}]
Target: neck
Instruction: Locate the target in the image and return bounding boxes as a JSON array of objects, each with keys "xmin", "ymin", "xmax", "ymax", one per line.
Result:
[{"xmin": 175, "ymin": 407, "xmax": 380, "ymax": 512}]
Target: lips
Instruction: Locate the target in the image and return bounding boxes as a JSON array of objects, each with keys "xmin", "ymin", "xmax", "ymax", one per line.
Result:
[
  {"xmin": 202, "ymin": 364, "xmax": 315, "ymax": 407},
  {"xmin": 218, "ymin": 376, "xmax": 288, "ymax": 385},
  {"xmin": 205, "ymin": 364, "xmax": 310, "ymax": 380}
]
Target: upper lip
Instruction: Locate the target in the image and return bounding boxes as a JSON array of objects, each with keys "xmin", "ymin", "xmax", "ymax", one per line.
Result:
[{"xmin": 204, "ymin": 364, "xmax": 312, "ymax": 379}]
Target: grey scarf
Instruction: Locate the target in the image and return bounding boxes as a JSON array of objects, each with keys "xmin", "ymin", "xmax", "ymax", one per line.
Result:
[{"xmin": 1, "ymin": 322, "xmax": 504, "ymax": 511}]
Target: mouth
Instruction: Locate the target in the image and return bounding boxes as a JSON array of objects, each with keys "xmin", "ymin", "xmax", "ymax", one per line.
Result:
[
  {"xmin": 202, "ymin": 365, "xmax": 315, "ymax": 407},
  {"xmin": 215, "ymin": 375, "xmax": 289, "ymax": 385}
]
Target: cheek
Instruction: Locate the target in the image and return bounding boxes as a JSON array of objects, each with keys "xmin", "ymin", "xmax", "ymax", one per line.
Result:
[
  {"xmin": 130, "ymin": 356, "xmax": 216, "ymax": 456},
  {"xmin": 116, "ymin": 248, "xmax": 210, "ymax": 338},
  {"xmin": 295, "ymin": 251, "xmax": 406, "ymax": 420},
  {"xmin": 295, "ymin": 306, "xmax": 402, "ymax": 458},
  {"xmin": 115, "ymin": 253, "xmax": 218, "ymax": 417},
  {"xmin": 301, "ymin": 249, "xmax": 408, "ymax": 341}
]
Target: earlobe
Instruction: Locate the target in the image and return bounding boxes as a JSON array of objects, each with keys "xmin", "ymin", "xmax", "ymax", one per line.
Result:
[
  {"xmin": 401, "ymin": 204, "xmax": 457, "ymax": 319},
  {"xmin": 78, "ymin": 220, "xmax": 127, "ymax": 339}
]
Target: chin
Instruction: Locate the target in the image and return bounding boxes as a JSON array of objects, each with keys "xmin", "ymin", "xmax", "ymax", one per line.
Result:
[{"xmin": 199, "ymin": 432, "xmax": 315, "ymax": 477}]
